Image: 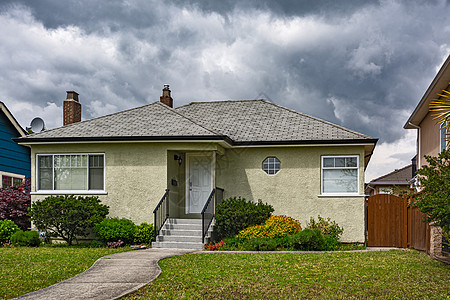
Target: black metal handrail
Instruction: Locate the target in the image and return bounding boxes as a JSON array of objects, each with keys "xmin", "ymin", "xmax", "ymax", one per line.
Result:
[
  {"xmin": 201, "ymin": 187, "xmax": 225, "ymax": 243},
  {"xmin": 153, "ymin": 189, "xmax": 170, "ymax": 241},
  {"xmin": 201, "ymin": 189, "xmax": 215, "ymax": 244}
]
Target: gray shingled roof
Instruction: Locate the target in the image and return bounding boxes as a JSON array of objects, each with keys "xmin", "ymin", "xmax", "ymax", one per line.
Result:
[
  {"xmin": 369, "ymin": 164, "xmax": 413, "ymax": 184},
  {"xmin": 20, "ymin": 102, "xmax": 218, "ymax": 139},
  {"xmin": 176, "ymin": 99, "xmax": 373, "ymax": 142},
  {"xmin": 18, "ymin": 99, "xmax": 376, "ymax": 144}
]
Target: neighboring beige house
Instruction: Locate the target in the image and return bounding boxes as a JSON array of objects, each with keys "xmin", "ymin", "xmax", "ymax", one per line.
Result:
[
  {"xmin": 365, "ymin": 164, "xmax": 413, "ymax": 197},
  {"xmin": 404, "ymin": 54, "xmax": 450, "ymax": 256},
  {"xmin": 17, "ymin": 86, "xmax": 377, "ymax": 247}
]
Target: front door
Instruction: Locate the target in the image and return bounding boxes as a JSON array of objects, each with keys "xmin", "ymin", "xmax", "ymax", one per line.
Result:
[{"xmin": 186, "ymin": 153, "xmax": 213, "ymax": 214}]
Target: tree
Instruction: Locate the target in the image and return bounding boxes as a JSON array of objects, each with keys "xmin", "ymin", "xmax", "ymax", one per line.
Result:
[
  {"xmin": 29, "ymin": 195, "xmax": 109, "ymax": 245},
  {"xmin": 0, "ymin": 178, "xmax": 31, "ymax": 230},
  {"xmin": 430, "ymin": 87, "xmax": 450, "ymax": 131},
  {"xmin": 413, "ymin": 150, "xmax": 450, "ymax": 235}
]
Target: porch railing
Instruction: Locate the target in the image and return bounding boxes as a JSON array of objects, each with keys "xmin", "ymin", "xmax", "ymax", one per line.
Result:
[
  {"xmin": 201, "ymin": 187, "xmax": 224, "ymax": 243},
  {"xmin": 153, "ymin": 189, "xmax": 170, "ymax": 241}
]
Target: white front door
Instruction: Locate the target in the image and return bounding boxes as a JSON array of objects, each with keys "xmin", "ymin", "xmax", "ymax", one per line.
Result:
[{"xmin": 186, "ymin": 154, "xmax": 213, "ymax": 214}]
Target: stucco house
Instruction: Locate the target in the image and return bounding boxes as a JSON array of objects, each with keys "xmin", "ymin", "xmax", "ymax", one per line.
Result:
[
  {"xmin": 404, "ymin": 54, "xmax": 450, "ymax": 256},
  {"xmin": 16, "ymin": 86, "xmax": 377, "ymax": 248},
  {"xmin": 0, "ymin": 101, "xmax": 30, "ymax": 188}
]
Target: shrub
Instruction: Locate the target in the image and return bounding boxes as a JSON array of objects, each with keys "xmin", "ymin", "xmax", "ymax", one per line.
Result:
[
  {"xmin": 224, "ymin": 229, "xmax": 339, "ymax": 251},
  {"xmin": 213, "ymin": 197, "xmax": 274, "ymax": 241},
  {"xmin": 0, "ymin": 219, "xmax": 20, "ymax": 243},
  {"xmin": 286, "ymin": 228, "xmax": 340, "ymax": 251},
  {"xmin": 88, "ymin": 240, "xmax": 106, "ymax": 248},
  {"xmin": 237, "ymin": 215, "xmax": 302, "ymax": 239},
  {"xmin": 94, "ymin": 218, "xmax": 136, "ymax": 245},
  {"xmin": 204, "ymin": 241, "xmax": 227, "ymax": 251},
  {"xmin": 107, "ymin": 240, "xmax": 124, "ymax": 248},
  {"xmin": 307, "ymin": 215, "xmax": 344, "ymax": 240},
  {"xmin": 29, "ymin": 195, "xmax": 109, "ymax": 245},
  {"xmin": 11, "ymin": 230, "xmax": 41, "ymax": 247},
  {"xmin": 0, "ymin": 178, "xmax": 31, "ymax": 230},
  {"xmin": 133, "ymin": 222, "xmax": 154, "ymax": 245}
]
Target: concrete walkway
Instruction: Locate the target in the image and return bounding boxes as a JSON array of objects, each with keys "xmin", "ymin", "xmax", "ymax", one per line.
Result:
[{"xmin": 14, "ymin": 249, "xmax": 197, "ymax": 300}]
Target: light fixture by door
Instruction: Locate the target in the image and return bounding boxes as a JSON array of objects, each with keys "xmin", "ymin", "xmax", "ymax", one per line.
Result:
[{"xmin": 174, "ymin": 154, "xmax": 182, "ymax": 165}]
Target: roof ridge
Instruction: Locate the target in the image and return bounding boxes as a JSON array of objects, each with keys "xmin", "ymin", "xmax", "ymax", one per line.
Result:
[
  {"xmin": 157, "ymin": 102, "xmax": 224, "ymax": 136},
  {"xmin": 176, "ymin": 99, "xmax": 265, "ymax": 109},
  {"xmin": 27, "ymin": 102, "xmax": 159, "ymax": 137},
  {"xmin": 369, "ymin": 164, "xmax": 412, "ymax": 183},
  {"xmin": 261, "ymin": 99, "xmax": 373, "ymax": 139}
]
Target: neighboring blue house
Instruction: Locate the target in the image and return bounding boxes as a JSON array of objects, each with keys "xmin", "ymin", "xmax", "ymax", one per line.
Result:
[{"xmin": 0, "ymin": 101, "xmax": 30, "ymax": 187}]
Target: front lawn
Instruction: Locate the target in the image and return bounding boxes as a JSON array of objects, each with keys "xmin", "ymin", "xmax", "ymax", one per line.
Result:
[
  {"xmin": 0, "ymin": 246, "xmax": 130, "ymax": 299},
  {"xmin": 125, "ymin": 250, "xmax": 450, "ymax": 299}
]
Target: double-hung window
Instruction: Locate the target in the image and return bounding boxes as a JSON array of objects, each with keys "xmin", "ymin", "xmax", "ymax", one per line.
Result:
[
  {"xmin": 322, "ymin": 156, "xmax": 359, "ymax": 195},
  {"xmin": 37, "ymin": 154, "xmax": 104, "ymax": 191}
]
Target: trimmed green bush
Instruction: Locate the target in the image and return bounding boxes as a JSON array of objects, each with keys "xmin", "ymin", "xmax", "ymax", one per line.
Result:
[
  {"xmin": 133, "ymin": 223, "xmax": 154, "ymax": 245},
  {"xmin": 223, "ymin": 229, "xmax": 340, "ymax": 251},
  {"xmin": 307, "ymin": 215, "xmax": 344, "ymax": 240},
  {"xmin": 11, "ymin": 230, "xmax": 41, "ymax": 247},
  {"xmin": 93, "ymin": 218, "xmax": 136, "ymax": 244},
  {"xmin": 213, "ymin": 197, "xmax": 274, "ymax": 241},
  {"xmin": 0, "ymin": 220, "xmax": 20, "ymax": 243},
  {"xmin": 29, "ymin": 195, "xmax": 109, "ymax": 245}
]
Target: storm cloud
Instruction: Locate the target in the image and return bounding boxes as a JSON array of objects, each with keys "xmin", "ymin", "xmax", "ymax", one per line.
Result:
[{"xmin": 0, "ymin": 0, "xmax": 449, "ymax": 179}]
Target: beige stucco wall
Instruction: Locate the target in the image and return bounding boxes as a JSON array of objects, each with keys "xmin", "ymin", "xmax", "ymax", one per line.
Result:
[
  {"xmin": 30, "ymin": 142, "xmax": 221, "ymax": 225},
  {"xmin": 419, "ymin": 111, "xmax": 441, "ymax": 168},
  {"xmin": 30, "ymin": 142, "xmax": 367, "ymax": 242},
  {"xmin": 216, "ymin": 146, "xmax": 366, "ymax": 243}
]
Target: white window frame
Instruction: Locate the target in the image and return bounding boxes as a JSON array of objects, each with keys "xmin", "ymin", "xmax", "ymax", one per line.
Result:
[
  {"xmin": 33, "ymin": 153, "xmax": 106, "ymax": 195},
  {"xmin": 262, "ymin": 157, "xmax": 281, "ymax": 175},
  {"xmin": 321, "ymin": 155, "xmax": 360, "ymax": 196}
]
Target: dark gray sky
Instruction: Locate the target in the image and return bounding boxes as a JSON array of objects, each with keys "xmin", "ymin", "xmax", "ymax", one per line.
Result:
[{"xmin": 0, "ymin": 0, "xmax": 449, "ymax": 180}]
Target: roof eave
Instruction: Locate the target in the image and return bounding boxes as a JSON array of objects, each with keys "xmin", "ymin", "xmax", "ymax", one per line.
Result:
[
  {"xmin": 232, "ymin": 138, "xmax": 378, "ymax": 146},
  {"xmin": 0, "ymin": 102, "xmax": 27, "ymax": 137},
  {"xmin": 15, "ymin": 135, "xmax": 233, "ymax": 145},
  {"xmin": 404, "ymin": 55, "xmax": 450, "ymax": 129}
]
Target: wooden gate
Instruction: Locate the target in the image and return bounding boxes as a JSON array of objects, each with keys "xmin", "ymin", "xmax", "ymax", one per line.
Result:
[
  {"xmin": 367, "ymin": 194, "xmax": 407, "ymax": 247},
  {"xmin": 367, "ymin": 194, "xmax": 429, "ymax": 250}
]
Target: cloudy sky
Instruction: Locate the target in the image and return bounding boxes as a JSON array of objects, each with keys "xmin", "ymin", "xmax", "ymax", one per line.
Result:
[{"xmin": 1, "ymin": 0, "xmax": 449, "ymax": 181}]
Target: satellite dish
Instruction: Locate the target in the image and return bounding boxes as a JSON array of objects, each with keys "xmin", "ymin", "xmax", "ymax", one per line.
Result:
[{"xmin": 28, "ymin": 117, "xmax": 45, "ymax": 133}]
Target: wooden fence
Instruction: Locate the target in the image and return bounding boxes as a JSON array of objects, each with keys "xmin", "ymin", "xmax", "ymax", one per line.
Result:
[{"xmin": 367, "ymin": 194, "xmax": 429, "ymax": 251}]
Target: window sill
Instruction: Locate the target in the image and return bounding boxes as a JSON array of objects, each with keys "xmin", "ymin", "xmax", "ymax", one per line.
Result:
[
  {"xmin": 318, "ymin": 194, "xmax": 365, "ymax": 198},
  {"xmin": 31, "ymin": 191, "xmax": 108, "ymax": 195}
]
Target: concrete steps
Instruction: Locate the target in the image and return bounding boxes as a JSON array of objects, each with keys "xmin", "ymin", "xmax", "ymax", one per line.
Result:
[{"xmin": 152, "ymin": 218, "xmax": 213, "ymax": 250}]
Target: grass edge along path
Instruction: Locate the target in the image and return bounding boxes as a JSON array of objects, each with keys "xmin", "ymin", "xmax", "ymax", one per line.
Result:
[
  {"xmin": 0, "ymin": 247, "xmax": 130, "ymax": 300},
  {"xmin": 124, "ymin": 250, "xmax": 450, "ymax": 299}
]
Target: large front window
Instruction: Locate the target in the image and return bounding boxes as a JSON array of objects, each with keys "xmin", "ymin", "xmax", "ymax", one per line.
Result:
[
  {"xmin": 322, "ymin": 156, "xmax": 359, "ymax": 194},
  {"xmin": 37, "ymin": 154, "xmax": 104, "ymax": 191}
]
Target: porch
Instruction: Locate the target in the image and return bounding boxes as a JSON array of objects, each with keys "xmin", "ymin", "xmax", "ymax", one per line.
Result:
[{"xmin": 152, "ymin": 150, "xmax": 225, "ymax": 249}]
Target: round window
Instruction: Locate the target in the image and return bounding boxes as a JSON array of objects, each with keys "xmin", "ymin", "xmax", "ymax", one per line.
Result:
[{"xmin": 262, "ymin": 157, "xmax": 280, "ymax": 175}]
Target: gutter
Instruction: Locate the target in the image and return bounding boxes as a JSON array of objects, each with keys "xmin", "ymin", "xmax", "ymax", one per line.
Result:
[{"xmin": 15, "ymin": 136, "xmax": 378, "ymax": 147}]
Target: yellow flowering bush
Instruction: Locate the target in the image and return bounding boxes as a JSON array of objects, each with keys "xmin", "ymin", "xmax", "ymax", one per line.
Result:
[{"xmin": 237, "ymin": 215, "xmax": 302, "ymax": 239}]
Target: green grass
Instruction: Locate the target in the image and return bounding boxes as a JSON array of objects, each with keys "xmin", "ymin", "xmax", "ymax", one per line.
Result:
[
  {"xmin": 0, "ymin": 246, "xmax": 130, "ymax": 299},
  {"xmin": 125, "ymin": 250, "xmax": 450, "ymax": 299}
]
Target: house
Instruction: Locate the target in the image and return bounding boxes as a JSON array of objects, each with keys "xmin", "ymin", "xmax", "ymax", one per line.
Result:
[
  {"xmin": 404, "ymin": 54, "xmax": 450, "ymax": 256},
  {"xmin": 0, "ymin": 101, "xmax": 30, "ymax": 188},
  {"xmin": 16, "ymin": 86, "xmax": 377, "ymax": 247},
  {"xmin": 365, "ymin": 164, "xmax": 413, "ymax": 197}
]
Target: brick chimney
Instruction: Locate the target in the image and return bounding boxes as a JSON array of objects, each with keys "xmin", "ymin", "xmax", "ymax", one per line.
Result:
[
  {"xmin": 160, "ymin": 84, "xmax": 173, "ymax": 108},
  {"xmin": 63, "ymin": 91, "xmax": 81, "ymax": 126}
]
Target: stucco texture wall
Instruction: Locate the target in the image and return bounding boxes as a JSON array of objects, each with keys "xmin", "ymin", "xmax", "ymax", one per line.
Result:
[
  {"xmin": 216, "ymin": 146, "xmax": 366, "ymax": 243},
  {"xmin": 30, "ymin": 142, "xmax": 222, "ymax": 225},
  {"xmin": 30, "ymin": 143, "xmax": 168, "ymax": 225}
]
